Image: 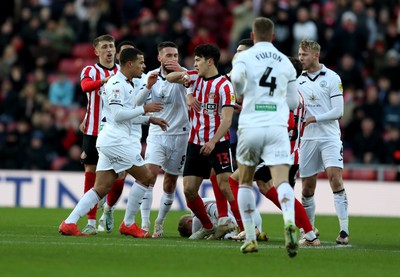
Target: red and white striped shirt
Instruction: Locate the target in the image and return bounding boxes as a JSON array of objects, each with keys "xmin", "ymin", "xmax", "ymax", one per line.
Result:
[
  {"xmin": 80, "ymin": 63, "xmax": 119, "ymax": 136},
  {"xmin": 186, "ymin": 70, "xmax": 235, "ymax": 145},
  {"xmin": 289, "ymin": 91, "xmax": 306, "ymax": 164}
]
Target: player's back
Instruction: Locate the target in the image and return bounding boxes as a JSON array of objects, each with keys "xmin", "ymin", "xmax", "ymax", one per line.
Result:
[{"xmin": 234, "ymin": 42, "xmax": 296, "ymax": 128}]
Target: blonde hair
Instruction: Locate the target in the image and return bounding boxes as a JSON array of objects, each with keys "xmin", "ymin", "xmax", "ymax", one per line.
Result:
[{"xmin": 299, "ymin": 39, "xmax": 321, "ymax": 54}]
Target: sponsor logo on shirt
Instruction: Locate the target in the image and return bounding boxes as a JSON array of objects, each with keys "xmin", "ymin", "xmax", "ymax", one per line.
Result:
[{"xmin": 255, "ymin": 104, "xmax": 277, "ymax": 111}]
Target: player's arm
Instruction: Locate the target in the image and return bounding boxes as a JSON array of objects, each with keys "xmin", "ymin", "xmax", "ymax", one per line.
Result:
[
  {"xmin": 286, "ymin": 80, "xmax": 299, "ymax": 111},
  {"xmin": 81, "ymin": 75, "xmax": 112, "ymax": 92},
  {"xmin": 230, "ymin": 61, "xmax": 247, "ymax": 102},
  {"xmin": 166, "ymin": 71, "xmax": 190, "ymax": 85}
]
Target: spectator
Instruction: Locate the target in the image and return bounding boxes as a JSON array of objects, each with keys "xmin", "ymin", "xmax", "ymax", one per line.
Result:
[
  {"xmin": 352, "ymin": 117, "xmax": 384, "ymax": 164},
  {"xmin": 336, "ymin": 53, "xmax": 364, "ymax": 90},
  {"xmin": 61, "ymin": 144, "xmax": 84, "ymax": 171},
  {"xmin": 381, "ymin": 48, "xmax": 400, "ymax": 90},
  {"xmin": 292, "ymin": 6, "xmax": 318, "ymax": 56},
  {"xmin": 49, "ymin": 71, "xmax": 75, "ymax": 107},
  {"xmin": 382, "ymin": 90, "xmax": 400, "ymax": 129}
]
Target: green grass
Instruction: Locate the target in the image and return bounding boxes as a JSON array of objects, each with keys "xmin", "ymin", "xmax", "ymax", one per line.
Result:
[{"xmin": 0, "ymin": 208, "xmax": 399, "ymax": 277}]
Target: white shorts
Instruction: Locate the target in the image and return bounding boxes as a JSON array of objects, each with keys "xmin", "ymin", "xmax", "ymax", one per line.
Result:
[
  {"xmin": 145, "ymin": 134, "xmax": 189, "ymax": 175},
  {"xmin": 96, "ymin": 144, "xmax": 144, "ymax": 174},
  {"xmin": 299, "ymin": 139, "xmax": 343, "ymax": 178},
  {"xmin": 236, "ymin": 126, "xmax": 292, "ymax": 167}
]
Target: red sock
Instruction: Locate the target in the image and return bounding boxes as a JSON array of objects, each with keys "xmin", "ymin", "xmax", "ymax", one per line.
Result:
[
  {"xmin": 187, "ymin": 195, "xmax": 213, "ymax": 229},
  {"xmin": 229, "ymin": 199, "xmax": 244, "ymax": 231},
  {"xmin": 228, "ymin": 177, "xmax": 239, "ymax": 201},
  {"xmin": 264, "ymin": 186, "xmax": 313, "ymax": 232},
  {"xmin": 84, "ymin": 172, "xmax": 97, "ymax": 220},
  {"xmin": 294, "ymin": 199, "xmax": 313, "ymax": 233},
  {"xmin": 107, "ymin": 178, "xmax": 125, "ymax": 207},
  {"xmin": 210, "ymin": 174, "xmax": 228, "ymax": 218}
]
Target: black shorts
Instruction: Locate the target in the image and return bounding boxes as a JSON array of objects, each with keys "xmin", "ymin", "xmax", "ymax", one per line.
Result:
[
  {"xmin": 254, "ymin": 163, "xmax": 299, "ymax": 188},
  {"xmin": 183, "ymin": 141, "xmax": 233, "ymax": 178},
  {"xmin": 81, "ymin": 134, "xmax": 99, "ymax": 165}
]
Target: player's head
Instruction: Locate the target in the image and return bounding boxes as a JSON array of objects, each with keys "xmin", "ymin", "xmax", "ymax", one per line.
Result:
[
  {"xmin": 251, "ymin": 17, "xmax": 274, "ymax": 43},
  {"xmin": 178, "ymin": 214, "xmax": 193, "ymax": 237},
  {"xmin": 93, "ymin": 34, "xmax": 116, "ymax": 65},
  {"xmin": 298, "ymin": 39, "xmax": 320, "ymax": 71},
  {"xmin": 116, "ymin": 41, "xmax": 136, "ymax": 62},
  {"xmin": 194, "ymin": 44, "xmax": 220, "ymax": 77},
  {"xmin": 157, "ymin": 41, "xmax": 179, "ymax": 73},
  {"xmin": 288, "ymin": 56, "xmax": 303, "ymax": 78},
  {"xmin": 120, "ymin": 47, "xmax": 145, "ymax": 78},
  {"xmin": 237, "ymin": 38, "xmax": 254, "ymax": 53}
]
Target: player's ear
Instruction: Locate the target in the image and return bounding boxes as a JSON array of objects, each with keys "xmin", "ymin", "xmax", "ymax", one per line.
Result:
[{"xmin": 157, "ymin": 55, "xmax": 162, "ymax": 62}]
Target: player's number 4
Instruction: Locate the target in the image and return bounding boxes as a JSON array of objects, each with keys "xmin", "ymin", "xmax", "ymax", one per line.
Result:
[{"xmin": 259, "ymin": 67, "xmax": 277, "ymax": 96}]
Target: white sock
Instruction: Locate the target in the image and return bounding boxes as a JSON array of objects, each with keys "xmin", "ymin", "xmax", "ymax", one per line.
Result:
[
  {"xmin": 253, "ymin": 208, "xmax": 262, "ymax": 232},
  {"xmin": 140, "ymin": 186, "xmax": 153, "ymax": 228},
  {"xmin": 302, "ymin": 194, "xmax": 316, "ymax": 227},
  {"xmin": 334, "ymin": 189, "xmax": 349, "ymax": 234},
  {"xmin": 123, "ymin": 182, "xmax": 147, "ymax": 226},
  {"xmin": 277, "ymin": 182, "xmax": 295, "ymax": 225},
  {"xmin": 155, "ymin": 191, "xmax": 175, "ymax": 225},
  {"xmin": 103, "ymin": 202, "xmax": 111, "ymax": 212},
  {"xmin": 304, "ymin": 231, "xmax": 317, "ymax": 241},
  {"xmin": 238, "ymin": 186, "xmax": 256, "ymax": 241},
  {"xmin": 88, "ymin": 219, "xmax": 96, "ymax": 227},
  {"xmin": 65, "ymin": 189, "xmax": 100, "ymax": 224}
]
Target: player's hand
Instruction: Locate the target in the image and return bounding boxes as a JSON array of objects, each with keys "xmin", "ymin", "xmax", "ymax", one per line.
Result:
[
  {"xmin": 149, "ymin": 117, "xmax": 169, "ymax": 131},
  {"xmin": 187, "ymin": 94, "xmax": 201, "ymax": 112},
  {"xmin": 200, "ymin": 141, "xmax": 216, "ymax": 156},
  {"xmin": 102, "ymin": 75, "xmax": 113, "ymax": 85},
  {"xmin": 146, "ymin": 72, "xmax": 159, "ymax": 89},
  {"xmin": 79, "ymin": 118, "xmax": 86, "ymax": 133},
  {"xmin": 304, "ymin": 116, "xmax": 316, "ymax": 127},
  {"xmin": 234, "ymin": 102, "xmax": 242, "ymax": 113},
  {"xmin": 144, "ymin": 102, "xmax": 164, "ymax": 113},
  {"xmin": 164, "ymin": 61, "xmax": 185, "ymax": 72}
]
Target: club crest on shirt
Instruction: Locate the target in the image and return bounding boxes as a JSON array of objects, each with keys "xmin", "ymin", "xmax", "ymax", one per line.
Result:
[
  {"xmin": 319, "ymin": 80, "xmax": 327, "ymax": 88},
  {"xmin": 208, "ymin": 92, "xmax": 216, "ymax": 99},
  {"xmin": 112, "ymin": 89, "xmax": 120, "ymax": 98}
]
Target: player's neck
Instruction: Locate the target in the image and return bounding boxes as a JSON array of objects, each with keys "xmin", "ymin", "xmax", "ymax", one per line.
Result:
[
  {"xmin": 120, "ymin": 68, "xmax": 133, "ymax": 80},
  {"xmin": 203, "ymin": 67, "xmax": 219, "ymax": 79},
  {"xmin": 307, "ymin": 63, "xmax": 322, "ymax": 74},
  {"xmin": 99, "ymin": 60, "xmax": 115, "ymax": 69}
]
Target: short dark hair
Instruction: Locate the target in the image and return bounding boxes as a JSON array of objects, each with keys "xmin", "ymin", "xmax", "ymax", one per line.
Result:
[
  {"xmin": 288, "ymin": 56, "xmax": 303, "ymax": 78},
  {"xmin": 253, "ymin": 17, "xmax": 274, "ymax": 41},
  {"xmin": 93, "ymin": 34, "xmax": 115, "ymax": 48},
  {"xmin": 116, "ymin": 41, "xmax": 136, "ymax": 54},
  {"xmin": 194, "ymin": 44, "xmax": 220, "ymax": 65},
  {"xmin": 238, "ymin": 38, "xmax": 254, "ymax": 48},
  {"xmin": 119, "ymin": 47, "xmax": 143, "ymax": 66},
  {"xmin": 158, "ymin": 41, "xmax": 178, "ymax": 53}
]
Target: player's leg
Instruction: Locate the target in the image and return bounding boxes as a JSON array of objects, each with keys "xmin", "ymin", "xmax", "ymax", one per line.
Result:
[
  {"xmin": 183, "ymin": 143, "xmax": 215, "ymax": 239},
  {"xmin": 80, "ymin": 135, "xmax": 99, "ymax": 234},
  {"xmin": 140, "ymin": 163, "xmax": 159, "ymax": 231},
  {"xmin": 322, "ymin": 140, "xmax": 349, "ymax": 244}
]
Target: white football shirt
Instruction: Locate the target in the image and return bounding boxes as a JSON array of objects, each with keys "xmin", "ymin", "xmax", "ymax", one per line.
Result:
[
  {"xmin": 144, "ymin": 68, "xmax": 190, "ymax": 136},
  {"xmin": 231, "ymin": 42, "xmax": 297, "ymax": 128},
  {"xmin": 97, "ymin": 71, "xmax": 144, "ymax": 147},
  {"xmin": 297, "ymin": 64, "xmax": 343, "ymax": 140}
]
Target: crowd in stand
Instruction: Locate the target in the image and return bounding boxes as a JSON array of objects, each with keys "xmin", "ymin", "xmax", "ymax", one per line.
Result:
[{"xmin": 0, "ymin": 0, "xmax": 399, "ymax": 171}]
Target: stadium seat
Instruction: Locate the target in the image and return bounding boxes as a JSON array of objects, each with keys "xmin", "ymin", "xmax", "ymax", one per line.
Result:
[
  {"xmin": 349, "ymin": 169, "xmax": 377, "ymax": 180},
  {"xmin": 383, "ymin": 169, "xmax": 398, "ymax": 181},
  {"xmin": 58, "ymin": 58, "xmax": 83, "ymax": 75},
  {"xmin": 72, "ymin": 43, "xmax": 97, "ymax": 59}
]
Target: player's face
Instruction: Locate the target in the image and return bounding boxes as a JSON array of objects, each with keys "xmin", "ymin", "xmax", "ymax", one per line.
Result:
[
  {"xmin": 95, "ymin": 40, "xmax": 116, "ymax": 65},
  {"xmin": 194, "ymin": 56, "xmax": 209, "ymax": 77},
  {"xmin": 298, "ymin": 48, "xmax": 317, "ymax": 71},
  {"xmin": 159, "ymin": 47, "xmax": 179, "ymax": 73},
  {"xmin": 129, "ymin": 55, "xmax": 145, "ymax": 78}
]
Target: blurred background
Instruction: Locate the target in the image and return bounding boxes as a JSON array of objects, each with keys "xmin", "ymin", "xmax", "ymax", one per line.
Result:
[{"xmin": 0, "ymin": 0, "xmax": 399, "ymax": 182}]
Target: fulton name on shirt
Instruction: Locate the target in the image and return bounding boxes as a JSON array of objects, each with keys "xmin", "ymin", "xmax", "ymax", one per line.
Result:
[{"xmin": 255, "ymin": 52, "xmax": 282, "ymax": 62}]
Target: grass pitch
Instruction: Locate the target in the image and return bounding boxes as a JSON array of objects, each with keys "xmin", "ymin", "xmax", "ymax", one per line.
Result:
[{"xmin": 0, "ymin": 208, "xmax": 399, "ymax": 277}]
